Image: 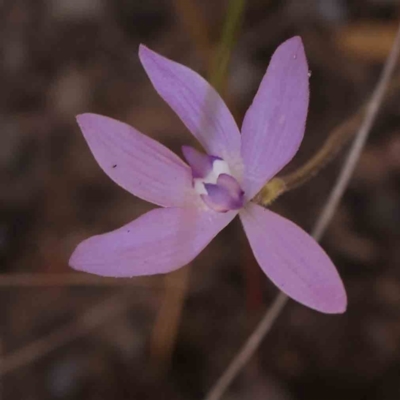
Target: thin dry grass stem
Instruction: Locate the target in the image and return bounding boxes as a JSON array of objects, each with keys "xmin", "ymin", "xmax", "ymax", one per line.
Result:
[
  {"xmin": 313, "ymin": 24, "xmax": 400, "ymax": 240},
  {"xmin": 0, "ymin": 291, "xmax": 132, "ymax": 376},
  {"xmin": 149, "ymin": 266, "xmax": 190, "ymax": 370},
  {"xmin": 204, "ymin": 292, "xmax": 288, "ymax": 400},
  {"xmin": 203, "ymin": 20, "xmax": 400, "ymax": 400},
  {"xmin": 209, "ymin": 0, "xmax": 246, "ymax": 94},
  {"xmin": 0, "ymin": 273, "xmax": 173, "ymax": 288}
]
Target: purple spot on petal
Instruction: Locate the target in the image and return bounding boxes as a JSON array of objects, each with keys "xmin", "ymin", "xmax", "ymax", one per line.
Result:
[
  {"xmin": 202, "ymin": 174, "xmax": 244, "ymax": 212},
  {"xmin": 217, "ymin": 174, "xmax": 244, "ymax": 198},
  {"xmin": 182, "ymin": 145, "xmax": 221, "ymax": 179}
]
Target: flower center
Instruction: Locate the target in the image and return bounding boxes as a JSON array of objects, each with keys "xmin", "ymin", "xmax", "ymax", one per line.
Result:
[
  {"xmin": 193, "ymin": 159, "xmax": 231, "ymax": 195},
  {"xmin": 182, "ymin": 146, "xmax": 245, "ymax": 212}
]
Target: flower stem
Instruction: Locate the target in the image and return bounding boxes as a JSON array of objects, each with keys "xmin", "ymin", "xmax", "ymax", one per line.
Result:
[
  {"xmin": 256, "ymin": 111, "xmax": 363, "ymax": 207},
  {"xmin": 204, "ymin": 20, "xmax": 400, "ymax": 400}
]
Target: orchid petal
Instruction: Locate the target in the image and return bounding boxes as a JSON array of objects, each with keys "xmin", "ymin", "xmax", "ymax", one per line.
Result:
[
  {"xmin": 216, "ymin": 173, "xmax": 244, "ymax": 198},
  {"xmin": 70, "ymin": 206, "xmax": 237, "ymax": 277},
  {"xmin": 202, "ymin": 174, "xmax": 244, "ymax": 212},
  {"xmin": 240, "ymin": 203, "xmax": 346, "ymax": 314},
  {"xmin": 76, "ymin": 113, "xmax": 194, "ymax": 207},
  {"xmin": 182, "ymin": 145, "xmax": 219, "ymax": 178},
  {"xmin": 138, "ymin": 45, "xmax": 242, "ymax": 167},
  {"xmin": 241, "ymin": 37, "xmax": 310, "ymax": 199}
]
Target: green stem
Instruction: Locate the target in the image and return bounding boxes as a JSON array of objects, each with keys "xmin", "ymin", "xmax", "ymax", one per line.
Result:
[{"xmin": 209, "ymin": 0, "xmax": 246, "ymax": 91}]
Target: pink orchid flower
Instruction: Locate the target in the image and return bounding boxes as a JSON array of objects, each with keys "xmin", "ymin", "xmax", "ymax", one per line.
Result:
[{"xmin": 70, "ymin": 37, "xmax": 347, "ymax": 314}]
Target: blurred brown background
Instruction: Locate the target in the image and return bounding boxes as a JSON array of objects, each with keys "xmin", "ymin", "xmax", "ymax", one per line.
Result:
[{"xmin": 1, "ymin": 0, "xmax": 400, "ymax": 399}]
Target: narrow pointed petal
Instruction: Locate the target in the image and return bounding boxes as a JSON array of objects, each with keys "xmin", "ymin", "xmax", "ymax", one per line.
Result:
[
  {"xmin": 77, "ymin": 113, "xmax": 194, "ymax": 207},
  {"xmin": 139, "ymin": 45, "xmax": 242, "ymax": 165},
  {"xmin": 241, "ymin": 37, "xmax": 310, "ymax": 199},
  {"xmin": 240, "ymin": 203, "xmax": 346, "ymax": 314},
  {"xmin": 70, "ymin": 207, "xmax": 237, "ymax": 277}
]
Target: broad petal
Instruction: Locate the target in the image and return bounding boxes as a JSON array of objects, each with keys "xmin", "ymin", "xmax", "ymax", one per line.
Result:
[
  {"xmin": 70, "ymin": 206, "xmax": 237, "ymax": 277},
  {"xmin": 241, "ymin": 37, "xmax": 310, "ymax": 199},
  {"xmin": 139, "ymin": 45, "xmax": 242, "ymax": 167},
  {"xmin": 240, "ymin": 203, "xmax": 346, "ymax": 314},
  {"xmin": 77, "ymin": 113, "xmax": 194, "ymax": 207}
]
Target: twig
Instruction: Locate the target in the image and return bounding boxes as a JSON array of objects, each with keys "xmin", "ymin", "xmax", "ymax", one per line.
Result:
[
  {"xmin": 204, "ymin": 292, "xmax": 287, "ymax": 400},
  {"xmin": 149, "ymin": 267, "xmax": 190, "ymax": 370},
  {"xmin": 0, "ymin": 291, "xmax": 132, "ymax": 376},
  {"xmin": 312, "ymin": 23, "xmax": 400, "ymax": 240},
  {"xmin": 203, "ymin": 20, "xmax": 400, "ymax": 400},
  {"xmin": 0, "ymin": 273, "xmax": 171, "ymax": 288}
]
